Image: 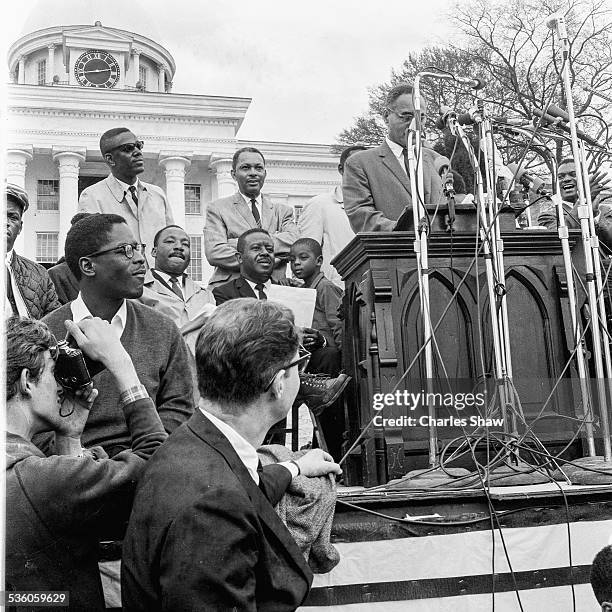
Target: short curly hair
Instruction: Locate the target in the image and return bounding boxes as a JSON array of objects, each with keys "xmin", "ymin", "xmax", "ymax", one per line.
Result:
[
  {"xmin": 195, "ymin": 299, "xmax": 298, "ymax": 407},
  {"xmin": 6, "ymin": 317, "xmax": 54, "ymax": 401},
  {"xmin": 591, "ymin": 545, "xmax": 612, "ymax": 604}
]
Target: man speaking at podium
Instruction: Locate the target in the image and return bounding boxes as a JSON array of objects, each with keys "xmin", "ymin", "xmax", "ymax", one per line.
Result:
[{"xmin": 342, "ymin": 83, "xmax": 447, "ymax": 232}]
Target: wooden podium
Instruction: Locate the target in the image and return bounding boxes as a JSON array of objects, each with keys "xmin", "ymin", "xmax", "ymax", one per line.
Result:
[{"xmin": 333, "ymin": 223, "xmax": 583, "ymax": 487}]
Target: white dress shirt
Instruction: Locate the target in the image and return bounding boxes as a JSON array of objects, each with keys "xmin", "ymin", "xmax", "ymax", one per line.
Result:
[
  {"xmin": 70, "ymin": 293, "xmax": 127, "ymax": 338},
  {"xmin": 114, "ymin": 176, "xmax": 141, "ymax": 209},
  {"xmin": 5, "ymin": 250, "xmax": 29, "ymax": 318},
  {"xmin": 385, "ymin": 137, "xmax": 408, "ymax": 176},
  {"xmin": 244, "ymin": 277, "xmax": 272, "ymax": 298},
  {"xmin": 199, "ymin": 406, "xmax": 299, "ymax": 484},
  {"xmin": 240, "ymin": 192, "xmax": 263, "ymax": 221}
]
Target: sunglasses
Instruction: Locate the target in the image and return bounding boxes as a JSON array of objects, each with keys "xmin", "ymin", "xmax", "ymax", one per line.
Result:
[
  {"xmin": 264, "ymin": 346, "xmax": 311, "ymax": 391},
  {"xmin": 83, "ymin": 243, "xmax": 146, "ymax": 259},
  {"xmin": 106, "ymin": 140, "xmax": 144, "ymax": 154}
]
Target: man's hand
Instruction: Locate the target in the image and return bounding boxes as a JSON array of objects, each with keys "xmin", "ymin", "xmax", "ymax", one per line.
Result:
[
  {"xmin": 302, "ymin": 327, "xmax": 324, "ymax": 350},
  {"xmin": 294, "ymin": 449, "xmax": 342, "ymax": 477},
  {"xmin": 56, "ymin": 383, "xmax": 98, "ymax": 439},
  {"xmin": 64, "ymin": 318, "xmax": 140, "ymax": 390},
  {"xmin": 590, "ymin": 170, "xmax": 612, "ymax": 208}
]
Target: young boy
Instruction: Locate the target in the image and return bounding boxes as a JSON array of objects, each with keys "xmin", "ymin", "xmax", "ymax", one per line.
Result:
[{"xmin": 290, "ymin": 238, "xmax": 345, "ymax": 458}]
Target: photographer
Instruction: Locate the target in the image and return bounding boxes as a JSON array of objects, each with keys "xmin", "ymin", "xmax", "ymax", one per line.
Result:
[{"xmin": 5, "ymin": 316, "xmax": 167, "ymax": 611}]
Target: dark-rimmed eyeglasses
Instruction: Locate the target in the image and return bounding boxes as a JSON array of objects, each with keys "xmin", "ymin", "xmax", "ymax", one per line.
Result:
[
  {"xmin": 84, "ymin": 243, "xmax": 146, "ymax": 259},
  {"xmin": 264, "ymin": 346, "xmax": 311, "ymax": 391},
  {"xmin": 106, "ymin": 140, "xmax": 144, "ymax": 154}
]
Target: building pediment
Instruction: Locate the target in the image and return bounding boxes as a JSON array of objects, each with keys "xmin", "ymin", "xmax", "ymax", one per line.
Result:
[{"xmin": 63, "ymin": 25, "xmax": 133, "ymax": 66}]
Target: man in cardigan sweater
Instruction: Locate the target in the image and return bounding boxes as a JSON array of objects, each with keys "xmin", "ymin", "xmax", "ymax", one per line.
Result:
[{"xmin": 41, "ymin": 214, "xmax": 193, "ymax": 456}]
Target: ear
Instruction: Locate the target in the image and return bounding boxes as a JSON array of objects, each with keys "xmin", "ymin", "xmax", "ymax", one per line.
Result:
[
  {"xmin": 18, "ymin": 368, "xmax": 34, "ymax": 398},
  {"xmin": 151, "ymin": 246, "xmax": 157, "ymax": 258},
  {"xmin": 236, "ymin": 251, "xmax": 243, "ymax": 265},
  {"xmin": 79, "ymin": 256, "xmax": 96, "ymax": 278},
  {"xmin": 104, "ymin": 153, "xmax": 115, "ymax": 166},
  {"xmin": 382, "ymin": 108, "xmax": 390, "ymax": 125},
  {"xmin": 316, "ymin": 255, "xmax": 323, "ymax": 266},
  {"xmin": 268, "ymin": 369, "xmax": 286, "ymax": 400},
  {"xmin": 230, "ymin": 168, "xmax": 236, "ymax": 181}
]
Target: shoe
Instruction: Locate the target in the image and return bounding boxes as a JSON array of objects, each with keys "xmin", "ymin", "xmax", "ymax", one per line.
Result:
[{"xmin": 296, "ymin": 372, "xmax": 351, "ymax": 416}]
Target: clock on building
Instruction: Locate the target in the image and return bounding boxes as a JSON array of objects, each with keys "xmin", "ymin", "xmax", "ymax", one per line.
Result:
[{"xmin": 74, "ymin": 50, "xmax": 120, "ymax": 88}]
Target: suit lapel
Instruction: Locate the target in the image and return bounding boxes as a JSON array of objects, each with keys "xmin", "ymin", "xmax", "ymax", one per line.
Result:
[
  {"xmin": 380, "ymin": 141, "xmax": 411, "ymax": 195},
  {"xmin": 235, "ymin": 277, "xmax": 257, "ymax": 299},
  {"xmin": 233, "ymin": 192, "xmax": 257, "ymax": 227},
  {"xmin": 150, "ymin": 270, "xmax": 181, "ymax": 301},
  {"xmin": 105, "ymin": 175, "xmax": 126, "ymax": 203},
  {"xmin": 187, "ymin": 411, "xmax": 312, "ymax": 581},
  {"xmin": 261, "ymin": 195, "xmax": 275, "ymax": 231}
]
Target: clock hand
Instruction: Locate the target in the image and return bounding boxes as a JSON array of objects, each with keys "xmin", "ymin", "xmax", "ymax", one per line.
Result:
[{"xmin": 82, "ymin": 68, "xmax": 112, "ymax": 74}]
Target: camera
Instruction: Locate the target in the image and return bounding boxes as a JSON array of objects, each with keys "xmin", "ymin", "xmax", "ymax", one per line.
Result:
[{"xmin": 54, "ymin": 340, "xmax": 92, "ymax": 391}]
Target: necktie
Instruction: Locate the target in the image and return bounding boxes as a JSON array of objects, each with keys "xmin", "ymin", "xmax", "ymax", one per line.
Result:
[
  {"xmin": 250, "ymin": 198, "xmax": 261, "ymax": 228},
  {"xmin": 169, "ymin": 276, "xmax": 184, "ymax": 301},
  {"xmin": 401, "ymin": 148, "xmax": 410, "ymax": 176},
  {"xmin": 254, "ymin": 283, "xmax": 267, "ymax": 300},
  {"xmin": 128, "ymin": 185, "xmax": 139, "ymax": 207}
]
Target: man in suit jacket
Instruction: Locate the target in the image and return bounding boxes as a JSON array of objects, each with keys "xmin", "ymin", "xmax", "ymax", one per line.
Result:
[
  {"xmin": 122, "ymin": 298, "xmax": 342, "ymax": 611},
  {"xmin": 343, "ymin": 83, "xmax": 448, "ymax": 233},
  {"xmin": 78, "ymin": 127, "xmax": 173, "ymax": 269},
  {"xmin": 205, "ymin": 146, "xmax": 299, "ymax": 287},
  {"xmin": 213, "ymin": 228, "xmax": 276, "ymax": 305},
  {"xmin": 140, "ymin": 224, "xmax": 216, "ymax": 354}
]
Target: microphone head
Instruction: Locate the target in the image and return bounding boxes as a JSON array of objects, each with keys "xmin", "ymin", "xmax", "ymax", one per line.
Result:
[
  {"xmin": 546, "ymin": 13, "xmax": 560, "ymax": 29},
  {"xmin": 472, "ymin": 77, "xmax": 486, "ymax": 91}
]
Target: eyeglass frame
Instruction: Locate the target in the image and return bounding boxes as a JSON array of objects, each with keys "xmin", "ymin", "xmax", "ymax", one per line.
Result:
[
  {"xmin": 83, "ymin": 242, "xmax": 146, "ymax": 259},
  {"xmin": 105, "ymin": 140, "xmax": 144, "ymax": 155},
  {"xmin": 263, "ymin": 346, "xmax": 311, "ymax": 392}
]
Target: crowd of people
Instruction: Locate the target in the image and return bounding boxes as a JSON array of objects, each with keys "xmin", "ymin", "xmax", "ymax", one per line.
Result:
[{"xmin": 5, "ymin": 82, "xmax": 612, "ymax": 610}]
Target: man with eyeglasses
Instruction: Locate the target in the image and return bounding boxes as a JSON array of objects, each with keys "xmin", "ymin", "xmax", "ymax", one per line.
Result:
[
  {"xmin": 343, "ymin": 83, "xmax": 448, "ymax": 232},
  {"xmin": 205, "ymin": 146, "xmax": 299, "ymax": 287},
  {"xmin": 40, "ymin": 213, "xmax": 193, "ymax": 454},
  {"xmin": 5, "ymin": 315, "xmax": 167, "ymax": 611},
  {"xmin": 122, "ymin": 298, "xmax": 342, "ymax": 612},
  {"xmin": 78, "ymin": 127, "xmax": 173, "ymax": 269}
]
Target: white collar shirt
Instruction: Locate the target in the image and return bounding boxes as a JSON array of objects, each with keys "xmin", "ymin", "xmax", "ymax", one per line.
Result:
[
  {"xmin": 199, "ymin": 407, "xmax": 260, "ymax": 484},
  {"xmin": 70, "ymin": 292, "xmax": 127, "ymax": 338},
  {"xmin": 5, "ymin": 250, "xmax": 29, "ymax": 318},
  {"xmin": 153, "ymin": 268, "xmax": 185, "ymax": 290},
  {"xmin": 385, "ymin": 137, "xmax": 408, "ymax": 176},
  {"xmin": 244, "ymin": 277, "xmax": 272, "ymax": 298},
  {"xmin": 114, "ymin": 176, "xmax": 141, "ymax": 209},
  {"xmin": 240, "ymin": 192, "xmax": 263, "ymax": 221}
]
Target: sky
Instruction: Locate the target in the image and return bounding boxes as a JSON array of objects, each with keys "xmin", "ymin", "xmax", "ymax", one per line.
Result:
[{"xmin": 3, "ymin": 0, "xmax": 457, "ymax": 145}]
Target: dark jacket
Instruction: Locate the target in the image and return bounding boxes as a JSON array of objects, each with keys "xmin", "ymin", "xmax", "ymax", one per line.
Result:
[
  {"xmin": 5, "ymin": 397, "xmax": 167, "ymax": 612},
  {"xmin": 47, "ymin": 261, "xmax": 79, "ymax": 305},
  {"xmin": 9, "ymin": 253, "xmax": 60, "ymax": 319},
  {"xmin": 122, "ymin": 411, "xmax": 313, "ymax": 612}
]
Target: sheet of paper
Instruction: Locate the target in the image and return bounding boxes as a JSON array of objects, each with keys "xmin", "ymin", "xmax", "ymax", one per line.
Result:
[{"xmin": 266, "ymin": 285, "xmax": 316, "ymax": 328}]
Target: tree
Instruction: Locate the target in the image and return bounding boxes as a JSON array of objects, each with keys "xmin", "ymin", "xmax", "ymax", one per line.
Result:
[{"xmin": 338, "ymin": 0, "xmax": 612, "ymax": 171}]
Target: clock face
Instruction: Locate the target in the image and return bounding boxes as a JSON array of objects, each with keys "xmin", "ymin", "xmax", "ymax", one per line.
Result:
[{"xmin": 74, "ymin": 50, "xmax": 120, "ymax": 88}]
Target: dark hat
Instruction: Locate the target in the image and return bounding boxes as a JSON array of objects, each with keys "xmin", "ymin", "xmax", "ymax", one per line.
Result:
[{"xmin": 6, "ymin": 184, "xmax": 29, "ymax": 213}]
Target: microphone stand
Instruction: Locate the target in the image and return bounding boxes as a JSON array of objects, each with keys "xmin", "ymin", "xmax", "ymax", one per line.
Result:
[{"xmin": 550, "ymin": 14, "xmax": 612, "ymax": 464}]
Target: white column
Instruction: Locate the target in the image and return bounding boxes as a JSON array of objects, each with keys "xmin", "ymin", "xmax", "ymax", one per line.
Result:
[
  {"xmin": 159, "ymin": 153, "xmax": 191, "ymax": 229},
  {"xmin": 18, "ymin": 56, "xmax": 25, "ymax": 84},
  {"xmin": 209, "ymin": 158, "xmax": 235, "ymax": 199},
  {"xmin": 6, "ymin": 148, "xmax": 33, "ymax": 254},
  {"xmin": 6, "ymin": 149, "xmax": 33, "ymax": 188},
  {"xmin": 52, "ymin": 148, "xmax": 86, "ymax": 255},
  {"xmin": 132, "ymin": 49, "xmax": 141, "ymax": 88},
  {"xmin": 157, "ymin": 64, "xmax": 166, "ymax": 92},
  {"xmin": 47, "ymin": 44, "xmax": 55, "ymax": 83}
]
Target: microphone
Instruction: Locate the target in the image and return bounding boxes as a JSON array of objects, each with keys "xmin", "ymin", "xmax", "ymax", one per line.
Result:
[
  {"xmin": 507, "ymin": 162, "xmax": 550, "ymax": 196},
  {"xmin": 533, "ymin": 107, "xmax": 604, "ymax": 149},
  {"xmin": 492, "ymin": 116, "xmax": 532, "ymax": 127},
  {"xmin": 435, "ymin": 106, "xmax": 457, "ymax": 130},
  {"xmin": 546, "ymin": 13, "xmax": 568, "ymax": 38},
  {"xmin": 545, "ymin": 103, "xmax": 570, "ymax": 122},
  {"xmin": 454, "ymin": 76, "xmax": 486, "ymax": 90}
]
